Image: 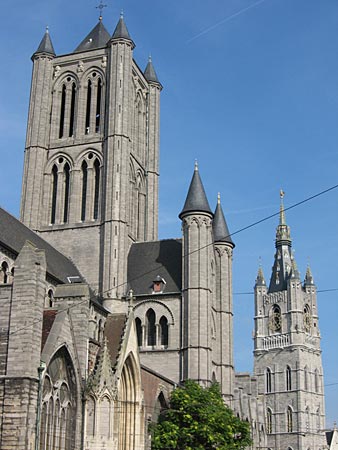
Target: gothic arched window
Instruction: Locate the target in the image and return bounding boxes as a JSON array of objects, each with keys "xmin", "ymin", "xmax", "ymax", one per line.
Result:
[
  {"xmin": 95, "ymin": 78, "xmax": 102, "ymax": 132},
  {"xmin": 51, "ymin": 164, "xmax": 58, "ymax": 224},
  {"xmin": 59, "ymin": 84, "xmax": 66, "ymax": 138},
  {"xmin": 146, "ymin": 309, "xmax": 156, "ymax": 346},
  {"xmin": 269, "ymin": 304, "xmax": 282, "ymax": 333},
  {"xmin": 85, "ymin": 79, "xmax": 92, "ymax": 134},
  {"xmin": 286, "ymin": 365, "xmax": 292, "ymax": 391},
  {"xmin": 314, "ymin": 369, "xmax": 319, "ymax": 393},
  {"xmin": 304, "ymin": 366, "xmax": 309, "ymax": 390},
  {"xmin": 287, "ymin": 407, "xmax": 293, "ymax": 432},
  {"xmin": 159, "ymin": 316, "xmax": 169, "ymax": 347},
  {"xmin": 63, "ymin": 163, "xmax": 70, "ymax": 223},
  {"xmin": 266, "ymin": 408, "xmax": 272, "ymax": 434},
  {"xmin": 85, "ymin": 73, "xmax": 103, "ymax": 135},
  {"xmin": 303, "ymin": 304, "xmax": 312, "ymax": 333},
  {"xmin": 0, "ymin": 261, "xmax": 8, "ymax": 284},
  {"xmin": 306, "ymin": 407, "xmax": 310, "ymax": 431},
  {"xmin": 135, "ymin": 317, "xmax": 142, "ymax": 347},
  {"xmin": 69, "ymin": 82, "xmax": 76, "ymax": 137},
  {"xmin": 266, "ymin": 368, "xmax": 272, "ymax": 393},
  {"xmin": 81, "ymin": 160, "xmax": 88, "ymax": 221},
  {"xmin": 58, "ymin": 77, "xmax": 77, "ymax": 139},
  {"xmin": 93, "ymin": 158, "xmax": 100, "ymax": 219}
]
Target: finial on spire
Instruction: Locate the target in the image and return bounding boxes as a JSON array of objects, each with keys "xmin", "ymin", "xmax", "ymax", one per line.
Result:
[
  {"xmin": 148, "ymin": 54, "xmax": 152, "ymax": 62},
  {"xmin": 96, "ymin": 0, "xmax": 107, "ymax": 20},
  {"xmin": 194, "ymin": 160, "xmax": 198, "ymax": 171},
  {"xmin": 120, "ymin": 9, "xmax": 124, "ymax": 18},
  {"xmin": 217, "ymin": 192, "xmax": 221, "ymax": 204},
  {"xmin": 46, "ymin": 25, "xmax": 49, "ymax": 33}
]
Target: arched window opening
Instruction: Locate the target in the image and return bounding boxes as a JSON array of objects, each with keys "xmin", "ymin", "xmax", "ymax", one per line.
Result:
[
  {"xmin": 286, "ymin": 365, "xmax": 292, "ymax": 391},
  {"xmin": 81, "ymin": 161, "xmax": 88, "ymax": 221},
  {"xmin": 1, "ymin": 261, "xmax": 8, "ymax": 283},
  {"xmin": 287, "ymin": 407, "xmax": 293, "ymax": 432},
  {"xmin": 306, "ymin": 407, "xmax": 310, "ymax": 431},
  {"xmin": 153, "ymin": 392, "xmax": 168, "ymax": 422},
  {"xmin": 47, "ymin": 290, "xmax": 54, "ymax": 308},
  {"xmin": 69, "ymin": 82, "xmax": 76, "ymax": 137},
  {"xmin": 159, "ymin": 316, "xmax": 169, "ymax": 347},
  {"xmin": 314, "ymin": 369, "xmax": 319, "ymax": 393},
  {"xmin": 135, "ymin": 318, "xmax": 142, "ymax": 347},
  {"xmin": 270, "ymin": 304, "xmax": 282, "ymax": 333},
  {"xmin": 59, "ymin": 84, "xmax": 66, "ymax": 138},
  {"xmin": 95, "ymin": 78, "xmax": 102, "ymax": 133},
  {"xmin": 303, "ymin": 304, "xmax": 312, "ymax": 333},
  {"xmin": 39, "ymin": 347, "xmax": 76, "ymax": 450},
  {"xmin": 266, "ymin": 368, "xmax": 272, "ymax": 393},
  {"xmin": 85, "ymin": 79, "xmax": 92, "ymax": 134},
  {"xmin": 51, "ymin": 164, "xmax": 58, "ymax": 224},
  {"xmin": 304, "ymin": 366, "xmax": 308, "ymax": 391},
  {"xmin": 146, "ymin": 309, "xmax": 156, "ymax": 346},
  {"xmin": 63, "ymin": 163, "xmax": 70, "ymax": 223},
  {"xmin": 266, "ymin": 408, "xmax": 272, "ymax": 434},
  {"xmin": 86, "ymin": 397, "xmax": 95, "ymax": 436},
  {"xmin": 316, "ymin": 408, "xmax": 320, "ymax": 431},
  {"xmin": 93, "ymin": 159, "xmax": 100, "ymax": 220}
]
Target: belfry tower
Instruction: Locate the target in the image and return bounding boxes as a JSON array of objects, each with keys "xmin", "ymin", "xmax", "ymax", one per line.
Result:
[
  {"xmin": 20, "ymin": 14, "xmax": 162, "ymax": 306},
  {"xmin": 253, "ymin": 192, "xmax": 326, "ymax": 450}
]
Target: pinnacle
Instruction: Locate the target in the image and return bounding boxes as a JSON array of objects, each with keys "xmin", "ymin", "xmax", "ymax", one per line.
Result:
[{"xmin": 179, "ymin": 164, "xmax": 212, "ymax": 219}]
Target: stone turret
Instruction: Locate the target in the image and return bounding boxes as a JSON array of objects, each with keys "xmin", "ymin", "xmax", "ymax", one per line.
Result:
[{"xmin": 180, "ymin": 163, "xmax": 214, "ymax": 385}]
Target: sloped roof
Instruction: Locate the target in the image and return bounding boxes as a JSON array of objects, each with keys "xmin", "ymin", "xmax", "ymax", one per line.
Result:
[
  {"xmin": 111, "ymin": 16, "xmax": 132, "ymax": 41},
  {"xmin": 144, "ymin": 57, "xmax": 160, "ymax": 84},
  {"xmin": 104, "ymin": 314, "xmax": 128, "ymax": 369},
  {"xmin": 34, "ymin": 29, "xmax": 55, "ymax": 56},
  {"xmin": 74, "ymin": 20, "xmax": 110, "ymax": 53},
  {"xmin": 213, "ymin": 200, "xmax": 234, "ymax": 245},
  {"xmin": 41, "ymin": 310, "xmax": 58, "ymax": 351},
  {"xmin": 0, "ymin": 207, "xmax": 82, "ymax": 283},
  {"xmin": 179, "ymin": 165, "xmax": 212, "ymax": 219},
  {"xmin": 127, "ymin": 239, "xmax": 182, "ymax": 296}
]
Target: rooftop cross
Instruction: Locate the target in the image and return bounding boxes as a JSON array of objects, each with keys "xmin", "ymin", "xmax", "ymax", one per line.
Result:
[{"xmin": 96, "ymin": 0, "xmax": 107, "ymax": 20}]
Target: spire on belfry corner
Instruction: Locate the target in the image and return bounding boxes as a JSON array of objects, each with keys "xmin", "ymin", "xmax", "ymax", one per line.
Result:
[
  {"xmin": 304, "ymin": 263, "xmax": 314, "ymax": 286},
  {"xmin": 74, "ymin": 19, "xmax": 110, "ymax": 52},
  {"xmin": 33, "ymin": 26, "xmax": 56, "ymax": 58},
  {"xmin": 111, "ymin": 11, "xmax": 134, "ymax": 44},
  {"xmin": 144, "ymin": 55, "xmax": 161, "ymax": 85},
  {"xmin": 268, "ymin": 190, "xmax": 293, "ymax": 293},
  {"xmin": 179, "ymin": 164, "xmax": 212, "ymax": 219},
  {"xmin": 290, "ymin": 252, "xmax": 300, "ymax": 279},
  {"xmin": 255, "ymin": 261, "xmax": 266, "ymax": 287},
  {"xmin": 86, "ymin": 337, "xmax": 115, "ymax": 395},
  {"xmin": 213, "ymin": 193, "xmax": 234, "ymax": 246}
]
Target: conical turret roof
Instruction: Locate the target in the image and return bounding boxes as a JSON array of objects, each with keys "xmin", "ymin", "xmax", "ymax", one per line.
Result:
[
  {"xmin": 255, "ymin": 265, "xmax": 266, "ymax": 287},
  {"xmin": 213, "ymin": 194, "xmax": 234, "ymax": 246},
  {"xmin": 144, "ymin": 56, "xmax": 160, "ymax": 84},
  {"xmin": 34, "ymin": 28, "xmax": 55, "ymax": 57},
  {"xmin": 304, "ymin": 264, "xmax": 315, "ymax": 286},
  {"xmin": 179, "ymin": 163, "xmax": 212, "ymax": 219},
  {"xmin": 74, "ymin": 19, "xmax": 110, "ymax": 53},
  {"xmin": 111, "ymin": 13, "xmax": 133, "ymax": 42}
]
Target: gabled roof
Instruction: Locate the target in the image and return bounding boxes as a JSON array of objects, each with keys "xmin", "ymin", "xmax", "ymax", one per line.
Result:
[
  {"xmin": 34, "ymin": 29, "xmax": 56, "ymax": 57},
  {"xmin": 74, "ymin": 20, "xmax": 110, "ymax": 53},
  {"xmin": 0, "ymin": 207, "xmax": 82, "ymax": 284},
  {"xmin": 179, "ymin": 164, "xmax": 212, "ymax": 219},
  {"xmin": 104, "ymin": 314, "xmax": 128, "ymax": 369},
  {"xmin": 127, "ymin": 239, "xmax": 182, "ymax": 296},
  {"xmin": 213, "ymin": 195, "xmax": 234, "ymax": 246},
  {"xmin": 144, "ymin": 56, "xmax": 161, "ymax": 84}
]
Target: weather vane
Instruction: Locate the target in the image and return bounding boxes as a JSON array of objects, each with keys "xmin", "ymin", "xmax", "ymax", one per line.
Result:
[{"xmin": 96, "ymin": 0, "xmax": 107, "ymax": 19}]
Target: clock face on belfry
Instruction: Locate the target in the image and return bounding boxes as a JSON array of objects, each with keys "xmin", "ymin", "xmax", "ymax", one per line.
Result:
[
  {"xmin": 269, "ymin": 308, "xmax": 282, "ymax": 332},
  {"xmin": 303, "ymin": 310, "xmax": 312, "ymax": 332}
]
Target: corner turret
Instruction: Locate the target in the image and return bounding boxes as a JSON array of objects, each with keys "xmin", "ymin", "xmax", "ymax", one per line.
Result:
[
  {"xmin": 111, "ymin": 12, "xmax": 135, "ymax": 47},
  {"xmin": 144, "ymin": 56, "xmax": 161, "ymax": 86},
  {"xmin": 213, "ymin": 193, "xmax": 234, "ymax": 246},
  {"xmin": 32, "ymin": 27, "xmax": 55, "ymax": 59}
]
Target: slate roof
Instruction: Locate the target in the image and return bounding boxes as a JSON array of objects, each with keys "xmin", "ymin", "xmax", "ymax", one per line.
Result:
[
  {"xmin": 111, "ymin": 16, "xmax": 133, "ymax": 41},
  {"xmin": 144, "ymin": 57, "xmax": 160, "ymax": 84},
  {"xmin": 34, "ymin": 29, "xmax": 56, "ymax": 56},
  {"xmin": 104, "ymin": 314, "xmax": 128, "ymax": 369},
  {"xmin": 0, "ymin": 207, "xmax": 82, "ymax": 284},
  {"xmin": 213, "ymin": 200, "xmax": 234, "ymax": 246},
  {"xmin": 41, "ymin": 310, "xmax": 58, "ymax": 351},
  {"xmin": 127, "ymin": 239, "xmax": 182, "ymax": 296},
  {"xmin": 74, "ymin": 20, "xmax": 111, "ymax": 53},
  {"xmin": 179, "ymin": 165, "xmax": 212, "ymax": 219}
]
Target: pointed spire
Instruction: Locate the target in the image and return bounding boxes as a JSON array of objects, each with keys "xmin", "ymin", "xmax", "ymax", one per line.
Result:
[
  {"xmin": 74, "ymin": 19, "xmax": 110, "ymax": 52},
  {"xmin": 304, "ymin": 264, "xmax": 314, "ymax": 286},
  {"xmin": 179, "ymin": 163, "xmax": 212, "ymax": 219},
  {"xmin": 213, "ymin": 193, "xmax": 234, "ymax": 246},
  {"xmin": 111, "ymin": 12, "xmax": 134, "ymax": 44},
  {"xmin": 144, "ymin": 55, "xmax": 161, "ymax": 85},
  {"xmin": 86, "ymin": 338, "xmax": 115, "ymax": 395},
  {"xmin": 268, "ymin": 191, "xmax": 293, "ymax": 293},
  {"xmin": 33, "ymin": 27, "xmax": 56, "ymax": 57},
  {"xmin": 290, "ymin": 253, "xmax": 300, "ymax": 279},
  {"xmin": 255, "ymin": 261, "xmax": 266, "ymax": 287}
]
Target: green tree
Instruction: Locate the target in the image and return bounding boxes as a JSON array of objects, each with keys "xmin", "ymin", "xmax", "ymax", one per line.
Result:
[{"xmin": 150, "ymin": 380, "xmax": 252, "ymax": 450}]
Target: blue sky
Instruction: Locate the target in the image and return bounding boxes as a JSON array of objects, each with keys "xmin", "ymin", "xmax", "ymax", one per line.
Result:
[{"xmin": 1, "ymin": 0, "xmax": 338, "ymax": 427}]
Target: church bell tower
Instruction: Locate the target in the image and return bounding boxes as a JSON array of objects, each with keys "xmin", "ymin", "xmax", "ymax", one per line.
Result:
[{"xmin": 20, "ymin": 13, "xmax": 162, "ymax": 306}]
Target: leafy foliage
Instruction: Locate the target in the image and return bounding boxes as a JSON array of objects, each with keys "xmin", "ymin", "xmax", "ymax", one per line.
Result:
[{"xmin": 150, "ymin": 380, "xmax": 252, "ymax": 450}]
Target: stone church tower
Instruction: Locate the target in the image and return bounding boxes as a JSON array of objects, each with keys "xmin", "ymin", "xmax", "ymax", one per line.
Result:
[
  {"xmin": 253, "ymin": 193, "xmax": 326, "ymax": 450},
  {"xmin": 20, "ymin": 14, "xmax": 162, "ymax": 307}
]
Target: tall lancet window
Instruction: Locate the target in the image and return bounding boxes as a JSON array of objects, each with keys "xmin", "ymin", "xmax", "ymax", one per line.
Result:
[
  {"xmin": 84, "ymin": 73, "xmax": 103, "ymax": 135},
  {"xmin": 63, "ymin": 163, "xmax": 70, "ymax": 223},
  {"xmin": 287, "ymin": 407, "xmax": 293, "ymax": 432},
  {"xmin": 59, "ymin": 85, "xmax": 66, "ymax": 138},
  {"xmin": 95, "ymin": 78, "xmax": 102, "ymax": 132},
  {"xmin": 69, "ymin": 82, "xmax": 76, "ymax": 137},
  {"xmin": 286, "ymin": 365, "xmax": 292, "ymax": 391},
  {"xmin": 159, "ymin": 316, "xmax": 169, "ymax": 347},
  {"xmin": 85, "ymin": 80, "xmax": 92, "ymax": 134},
  {"xmin": 146, "ymin": 309, "xmax": 156, "ymax": 346},
  {"xmin": 93, "ymin": 158, "xmax": 100, "ymax": 219},
  {"xmin": 81, "ymin": 160, "xmax": 88, "ymax": 221},
  {"xmin": 51, "ymin": 164, "xmax": 58, "ymax": 224}
]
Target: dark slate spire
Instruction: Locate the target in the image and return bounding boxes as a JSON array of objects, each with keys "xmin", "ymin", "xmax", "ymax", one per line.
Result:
[
  {"xmin": 213, "ymin": 193, "xmax": 234, "ymax": 246},
  {"xmin": 304, "ymin": 264, "xmax": 315, "ymax": 286},
  {"xmin": 179, "ymin": 162, "xmax": 212, "ymax": 219},
  {"xmin": 111, "ymin": 12, "xmax": 134, "ymax": 44},
  {"xmin": 255, "ymin": 264, "xmax": 266, "ymax": 287},
  {"xmin": 74, "ymin": 19, "xmax": 110, "ymax": 53},
  {"xmin": 268, "ymin": 190, "xmax": 293, "ymax": 293},
  {"xmin": 34, "ymin": 27, "xmax": 56, "ymax": 57},
  {"xmin": 144, "ymin": 56, "xmax": 161, "ymax": 84}
]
